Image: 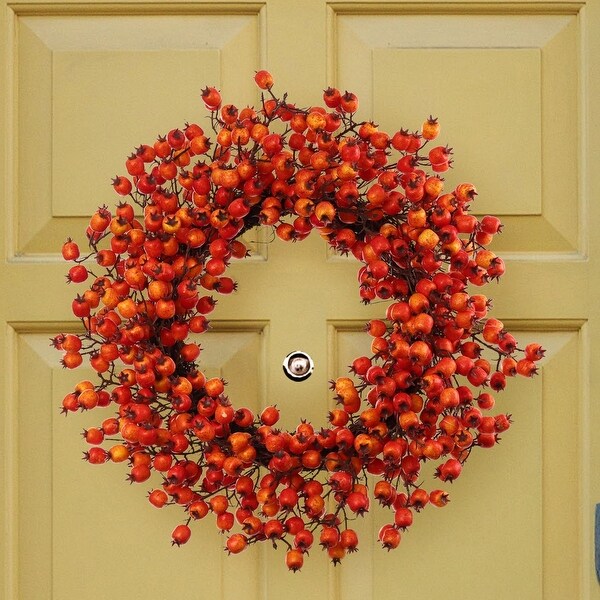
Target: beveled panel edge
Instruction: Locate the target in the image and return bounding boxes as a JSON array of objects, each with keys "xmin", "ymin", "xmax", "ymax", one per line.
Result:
[
  {"xmin": 8, "ymin": 252, "xmax": 83, "ymax": 263},
  {"xmin": 195, "ymin": 319, "xmax": 269, "ymax": 426},
  {"xmin": 8, "ymin": 2, "xmax": 266, "ymax": 16},
  {"xmin": 8, "ymin": 320, "xmax": 83, "ymax": 334},
  {"xmin": 328, "ymin": 317, "xmax": 586, "ymax": 331},
  {"xmin": 2, "ymin": 322, "xmax": 65, "ymax": 599},
  {"xmin": 327, "ymin": 250, "xmax": 589, "ymax": 263},
  {"xmin": 201, "ymin": 319, "xmax": 269, "ymax": 333},
  {"xmin": 327, "ymin": 1, "xmax": 583, "ymax": 16},
  {"xmin": 578, "ymin": 2, "xmax": 590, "ymax": 265},
  {"xmin": 7, "ymin": 229, "xmax": 271, "ymax": 263},
  {"xmin": 8, "ymin": 319, "xmax": 268, "ymax": 334},
  {"xmin": 4, "ymin": 5, "xmax": 18, "ymax": 265},
  {"xmin": 8, "ymin": 247, "xmax": 271, "ymax": 263},
  {"xmin": 2, "ymin": 323, "xmax": 19, "ymax": 600},
  {"xmin": 8, "ymin": 320, "xmax": 271, "ymax": 417},
  {"xmin": 326, "ymin": 317, "xmax": 586, "ymax": 389},
  {"xmin": 578, "ymin": 318, "xmax": 593, "ymax": 599},
  {"xmin": 497, "ymin": 318, "xmax": 585, "ymax": 331},
  {"xmin": 326, "ymin": 1, "xmax": 585, "ymax": 86}
]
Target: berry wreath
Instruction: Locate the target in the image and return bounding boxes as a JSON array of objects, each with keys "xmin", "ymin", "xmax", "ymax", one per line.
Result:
[{"xmin": 54, "ymin": 70, "xmax": 543, "ymax": 571}]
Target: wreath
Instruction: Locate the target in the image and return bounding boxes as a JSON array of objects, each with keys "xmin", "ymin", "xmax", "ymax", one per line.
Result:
[{"xmin": 54, "ymin": 71, "xmax": 543, "ymax": 571}]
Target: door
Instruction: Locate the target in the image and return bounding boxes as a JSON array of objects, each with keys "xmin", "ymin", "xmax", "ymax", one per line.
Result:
[{"xmin": 1, "ymin": 1, "xmax": 598, "ymax": 599}]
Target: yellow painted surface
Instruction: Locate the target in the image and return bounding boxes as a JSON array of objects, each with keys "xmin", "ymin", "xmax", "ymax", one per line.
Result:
[{"xmin": 1, "ymin": 1, "xmax": 599, "ymax": 599}]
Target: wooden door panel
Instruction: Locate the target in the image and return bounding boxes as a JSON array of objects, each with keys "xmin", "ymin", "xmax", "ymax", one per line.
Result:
[
  {"xmin": 330, "ymin": 7, "xmax": 588, "ymax": 593},
  {"xmin": 14, "ymin": 10, "xmax": 262, "ymax": 256},
  {"xmin": 16, "ymin": 327, "xmax": 266, "ymax": 600},
  {"xmin": 334, "ymin": 9, "xmax": 580, "ymax": 255},
  {"xmin": 332, "ymin": 323, "xmax": 581, "ymax": 599}
]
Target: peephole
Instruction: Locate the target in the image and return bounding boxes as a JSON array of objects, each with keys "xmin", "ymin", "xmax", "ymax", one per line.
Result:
[{"xmin": 282, "ymin": 351, "xmax": 314, "ymax": 382}]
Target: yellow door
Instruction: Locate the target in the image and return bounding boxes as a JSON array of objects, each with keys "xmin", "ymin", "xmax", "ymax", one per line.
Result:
[{"xmin": 1, "ymin": 1, "xmax": 598, "ymax": 599}]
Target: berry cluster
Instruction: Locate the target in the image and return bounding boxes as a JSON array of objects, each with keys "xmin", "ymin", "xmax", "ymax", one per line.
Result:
[{"xmin": 55, "ymin": 71, "xmax": 543, "ymax": 570}]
